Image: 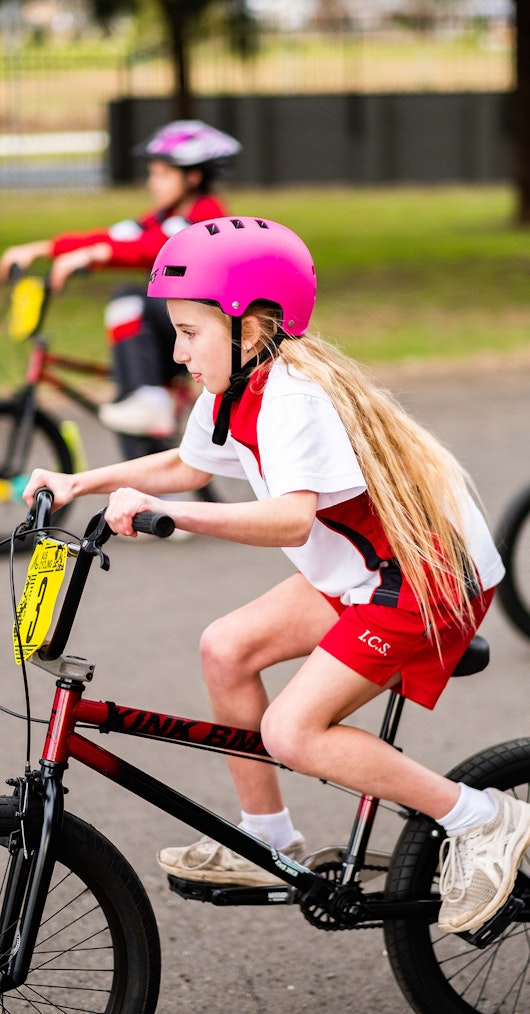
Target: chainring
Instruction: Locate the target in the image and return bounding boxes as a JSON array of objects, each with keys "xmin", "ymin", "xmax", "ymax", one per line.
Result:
[
  {"xmin": 299, "ymin": 846, "xmax": 389, "ymax": 930},
  {"xmin": 299, "ymin": 859, "xmax": 348, "ymax": 930}
]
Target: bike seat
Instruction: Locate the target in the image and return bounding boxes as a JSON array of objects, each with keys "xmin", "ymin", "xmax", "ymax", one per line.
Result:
[{"xmin": 451, "ymin": 635, "xmax": 489, "ymax": 678}]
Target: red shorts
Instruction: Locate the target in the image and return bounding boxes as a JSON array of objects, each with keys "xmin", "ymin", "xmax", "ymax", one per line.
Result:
[{"xmin": 318, "ymin": 588, "xmax": 495, "ymax": 710}]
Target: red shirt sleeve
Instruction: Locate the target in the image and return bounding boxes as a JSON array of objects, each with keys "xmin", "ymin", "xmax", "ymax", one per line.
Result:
[
  {"xmin": 50, "ymin": 196, "xmax": 229, "ymax": 271},
  {"xmin": 50, "ymin": 230, "xmax": 114, "ymax": 256}
]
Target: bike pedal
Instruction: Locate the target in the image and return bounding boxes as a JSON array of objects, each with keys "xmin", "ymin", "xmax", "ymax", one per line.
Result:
[
  {"xmin": 167, "ymin": 875, "xmax": 291, "ymax": 906},
  {"xmin": 167, "ymin": 876, "xmax": 219, "ymax": 902},
  {"xmin": 460, "ymin": 895, "xmax": 525, "ymax": 949}
]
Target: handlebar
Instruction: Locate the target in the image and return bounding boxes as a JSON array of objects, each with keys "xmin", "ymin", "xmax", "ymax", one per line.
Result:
[
  {"xmin": 27, "ymin": 487, "xmax": 175, "ymax": 541},
  {"xmin": 8, "ymin": 263, "xmax": 24, "ymax": 283},
  {"xmin": 23, "ymin": 488, "xmax": 174, "ymax": 661},
  {"xmin": 34, "ymin": 485, "xmax": 55, "ymax": 530},
  {"xmin": 132, "ymin": 511, "xmax": 175, "ymax": 538}
]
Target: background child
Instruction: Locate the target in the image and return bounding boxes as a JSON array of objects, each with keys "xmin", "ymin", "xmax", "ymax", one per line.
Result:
[
  {"xmin": 0, "ymin": 120, "xmax": 241, "ymax": 460},
  {"xmin": 23, "ymin": 216, "xmax": 530, "ymax": 936}
]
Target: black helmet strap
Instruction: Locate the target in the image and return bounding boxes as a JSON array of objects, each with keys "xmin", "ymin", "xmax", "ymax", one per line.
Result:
[
  {"xmin": 212, "ymin": 316, "xmax": 286, "ymax": 446},
  {"xmin": 212, "ymin": 316, "xmax": 250, "ymax": 446}
]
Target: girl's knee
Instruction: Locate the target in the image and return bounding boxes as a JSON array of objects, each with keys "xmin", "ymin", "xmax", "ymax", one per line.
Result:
[
  {"xmin": 200, "ymin": 617, "xmax": 250, "ymax": 676},
  {"xmin": 201, "ymin": 619, "xmax": 228, "ymax": 664},
  {"xmin": 261, "ymin": 704, "xmax": 311, "ymax": 772}
]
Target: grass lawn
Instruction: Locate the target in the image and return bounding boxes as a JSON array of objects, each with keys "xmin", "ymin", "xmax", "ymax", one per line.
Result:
[{"xmin": 2, "ymin": 183, "xmax": 530, "ymax": 387}]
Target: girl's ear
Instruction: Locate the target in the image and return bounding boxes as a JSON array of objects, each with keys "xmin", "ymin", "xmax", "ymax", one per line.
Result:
[{"xmin": 241, "ymin": 314, "xmax": 262, "ymax": 353}]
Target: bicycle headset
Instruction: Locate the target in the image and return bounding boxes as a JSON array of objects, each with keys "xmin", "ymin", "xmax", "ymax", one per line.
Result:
[{"xmin": 147, "ymin": 216, "xmax": 317, "ymax": 444}]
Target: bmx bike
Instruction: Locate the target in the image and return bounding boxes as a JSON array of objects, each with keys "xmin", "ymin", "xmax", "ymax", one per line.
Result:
[{"xmin": 0, "ymin": 488, "xmax": 529, "ymax": 1012}]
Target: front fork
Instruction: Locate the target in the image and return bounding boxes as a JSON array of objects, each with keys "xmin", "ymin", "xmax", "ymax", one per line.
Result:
[
  {"xmin": 1, "ymin": 385, "xmax": 37, "ymax": 481},
  {"xmin": 0, "ymin": 764, "xmax": 65, "ymax": 991}
]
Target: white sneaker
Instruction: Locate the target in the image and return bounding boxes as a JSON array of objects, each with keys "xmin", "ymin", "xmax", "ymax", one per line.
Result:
[
  {"xmin": 157, "ymin": 830, "xmax": 306, "ymax": 887},
  {"xmin": 438, "ymin": 787, "xmax": 530, "ymax": 933},
  {"xmin": 98, "ymin": 386, "xmax": 174, "ymax": 436}
]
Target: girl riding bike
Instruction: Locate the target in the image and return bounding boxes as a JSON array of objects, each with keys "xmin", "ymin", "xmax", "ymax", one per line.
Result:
[{"xmin": 23, "ymin": 215, "xmax": 530, "ymax": 937}]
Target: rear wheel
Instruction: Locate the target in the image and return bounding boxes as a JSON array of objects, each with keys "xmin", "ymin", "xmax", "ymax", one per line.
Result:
[
  {"xmin": 496, "ymin": 484, "xmax": 530, "ymax": 637},
  {"xmin": 0, "ymin": 400, "xmax": 74, "ymax": 553},
  {"xmin": 0, "ymin": 804, "xmax": 161, "ymax": 1013},
  {"xmin": 384, "ymin": 739, "xmax": 530, "ymax": 1013}
]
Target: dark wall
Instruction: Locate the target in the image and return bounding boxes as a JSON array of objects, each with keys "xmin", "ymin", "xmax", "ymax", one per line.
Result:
[{"xmin": 108, "ymin": 92, "xmax": 513, "ymax": 186}]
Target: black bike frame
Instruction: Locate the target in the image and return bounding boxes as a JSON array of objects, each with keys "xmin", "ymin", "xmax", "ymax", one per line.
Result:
[{"xmin": 1, "ymin": 503, "xmax": 440, "ymax": 990}]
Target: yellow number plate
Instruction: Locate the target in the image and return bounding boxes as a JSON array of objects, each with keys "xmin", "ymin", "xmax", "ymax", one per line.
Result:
[
  {"xmin": 8, "ymin": 276, "xmax": 46, "ymax": 341},
  {"xmin": 13, "ymin": 539, "xmax": 68, "ymax": 663}
]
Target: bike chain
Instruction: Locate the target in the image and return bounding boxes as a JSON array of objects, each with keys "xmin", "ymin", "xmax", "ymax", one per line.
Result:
[{"xmin": 299, "ymin": 860, "xmax": 387, "ymax": 931}]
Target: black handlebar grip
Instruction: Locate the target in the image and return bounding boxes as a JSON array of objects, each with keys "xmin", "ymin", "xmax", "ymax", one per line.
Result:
[
  {"xmin": 34, "ymin": 486, "xmax": 55, "ymax": 529},
  {"xmin": 132, "ymin": 511, "xmax": 175, "ymax": 538},
  {"xmin": 8, "ymin": 263, "xmax": 23, "ymax": 283}
]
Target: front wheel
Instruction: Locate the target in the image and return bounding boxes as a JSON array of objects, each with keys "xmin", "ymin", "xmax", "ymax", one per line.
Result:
[
  {"xmin": 0, "ymin": 804, "xmax": 161, "ymax": 1013},
  {"xmin": 495, "ymin": 484, "xmax": 530, "ymax": 637},
  {"xmin": 0, "ymin": 399, "xmax": 74, "ymax": 553},
  {"xmin": 384, "ymin": 738, "xmax": 530, "ymax": 1013}
]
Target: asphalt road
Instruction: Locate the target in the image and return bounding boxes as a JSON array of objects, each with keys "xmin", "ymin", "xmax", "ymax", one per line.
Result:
[{"xmin": 0, "ymin": 355, "xmax": 529, "ymax": 1012}]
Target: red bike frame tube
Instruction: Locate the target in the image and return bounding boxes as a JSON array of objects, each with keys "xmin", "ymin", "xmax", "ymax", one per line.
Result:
[
  {"xmin": 41, "ymin": 685, "xmax": 81, "ymax": 764},
  {"xmin": 41, "ymin": 691, "xmax": 272, "ymax": 767}
]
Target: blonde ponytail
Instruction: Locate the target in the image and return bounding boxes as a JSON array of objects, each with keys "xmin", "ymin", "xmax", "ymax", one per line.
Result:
[{"xmin": 274, "ymin": 331, "xmax": 480, "ymax": 638}]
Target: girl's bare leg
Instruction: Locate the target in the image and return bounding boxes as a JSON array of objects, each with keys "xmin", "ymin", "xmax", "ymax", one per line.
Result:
[
  {"xmin": 261, "ymin": 648, "xmax": 460, "ymax": 820},
  {"xmin": 199, "ymin": 572, "xmax": 338, "ymax": 814}
]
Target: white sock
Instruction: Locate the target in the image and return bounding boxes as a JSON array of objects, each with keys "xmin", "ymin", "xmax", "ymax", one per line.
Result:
[
  {"xmin": 439, "ymin": 782, "xmax": 498, "ymax": 836},
  {"xmin": 240, "ymin": 807, "xmax": 296, "ymax": 850}
]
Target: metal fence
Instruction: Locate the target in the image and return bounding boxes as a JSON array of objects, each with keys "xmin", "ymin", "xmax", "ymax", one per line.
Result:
[{"xmin": 0, "ymin": 10, "xmax": 515, "ymax": 189}]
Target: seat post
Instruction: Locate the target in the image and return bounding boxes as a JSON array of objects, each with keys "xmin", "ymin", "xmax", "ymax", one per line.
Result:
[
  {"xmin": 340, "ymin": 693, "xmax": 407, "ymax": 886},
  {"xmin": 378, "ymin": 691, "xmax": 406, "ymax": 746}
]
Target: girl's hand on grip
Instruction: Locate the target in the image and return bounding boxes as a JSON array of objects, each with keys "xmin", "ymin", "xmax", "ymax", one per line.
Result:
[
  {"xmin": 23, "ymin": 469, "xmax": 75, "ymax": 511},
  {"xmin": 105, "ymin": 487, "xmax": 162, "ymax": 538}
]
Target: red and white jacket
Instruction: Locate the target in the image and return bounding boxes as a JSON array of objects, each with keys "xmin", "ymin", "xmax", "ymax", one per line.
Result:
[{"xmin": 50, "ymin": 195, "xmax": 227, "ymax": 271}]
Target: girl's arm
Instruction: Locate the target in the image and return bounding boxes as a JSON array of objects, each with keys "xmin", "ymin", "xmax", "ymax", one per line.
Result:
[
  {"xmin": 49, "ymin": 243, "xmax": 112, "ymax": 291},
  {"xmin": 23, "ymin": 448, "xmax": 212, "ymax": 511},
  {"xmin": 105, "ymin": 486, "xmax": 319, "ymax": 547},
  {"xmin": 0, "ymin": 239, "xmax": 52, "ymax": 279}
]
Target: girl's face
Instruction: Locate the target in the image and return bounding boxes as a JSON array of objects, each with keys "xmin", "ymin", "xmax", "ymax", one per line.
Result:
[
  {"xmin": 146, "ymin": 160, "xmax": 201, "ymax": 211},
  {"xmin": 167, "ymin": 299, "xmax": 232, "ymax": 394}
]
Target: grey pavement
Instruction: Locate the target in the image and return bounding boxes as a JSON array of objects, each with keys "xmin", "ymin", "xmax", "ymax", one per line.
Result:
[{"xmin": 0, "ymin": 355, "xmax": 529, "ymax": 1012}]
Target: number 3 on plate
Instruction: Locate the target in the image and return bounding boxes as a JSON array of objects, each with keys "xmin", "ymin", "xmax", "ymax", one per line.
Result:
[{"xmin": 13, "ymin": 540, "xmax": 68, "ymax": 663}]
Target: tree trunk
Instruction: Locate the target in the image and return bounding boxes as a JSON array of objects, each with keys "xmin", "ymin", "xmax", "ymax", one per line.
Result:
[
  {"xmin": 514, "ymin": 0, "xmax": 530, "ymax": 222},
  {"xmin": 159, "ymin": 1, "xmax": 196, "ymax": 119}
]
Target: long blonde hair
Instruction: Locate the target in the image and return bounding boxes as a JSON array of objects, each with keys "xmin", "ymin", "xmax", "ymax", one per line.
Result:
[{"xmin": 245, "ymin": 312, "xmax": 480, "ymax": 636}]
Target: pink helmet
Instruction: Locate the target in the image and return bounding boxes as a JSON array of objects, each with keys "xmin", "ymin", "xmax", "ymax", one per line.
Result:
[{"xmin": 147, "ymin": 216, "xmax": 317, "ymax": 336}]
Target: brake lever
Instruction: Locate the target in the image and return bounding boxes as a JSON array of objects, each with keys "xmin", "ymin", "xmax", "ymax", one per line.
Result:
[
  {"xmin": 79, "ymin": 509, "xmax": 113, "ymax": 570},
  {"xmin": 16, "ymin": 504, "xmax": 36, "ymax": 536}
]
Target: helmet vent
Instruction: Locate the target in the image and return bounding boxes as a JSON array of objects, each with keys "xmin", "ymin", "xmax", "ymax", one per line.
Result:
[
  {"xmin": 255, "ymin": 220, "xmax": 269, "ymax": 229},
  {"xmin": 205, "ymin": 223, "xmax": 220, "ymax": 235},
  {"xmin": 230, "ymin": 219, "xmax": 245, "ymax": 229},
  {"xmin": 164, "ymin": 265, "xmax": 187, "ymax": 277}
]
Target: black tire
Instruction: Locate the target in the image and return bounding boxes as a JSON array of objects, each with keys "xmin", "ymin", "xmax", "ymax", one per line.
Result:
[
  {"xmin": 384, "ymin": 738, "xmax": 530, "ymax": 1013},
  {"xmin": 0, "ymin": 803, "xmax": 161, "ymax": 1013},
  {"xmin": 495, "ymin": 484, "xmax": 530, "ymax": 637},
  {"xmin": 0, "ymin": 400, "xmax": 74, "ymax": 554}
]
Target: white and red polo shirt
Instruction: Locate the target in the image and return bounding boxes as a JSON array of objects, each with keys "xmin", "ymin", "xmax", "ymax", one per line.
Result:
[{"xmin": 179, "ymin": 360, "xmax": 504, "ymax": 611}]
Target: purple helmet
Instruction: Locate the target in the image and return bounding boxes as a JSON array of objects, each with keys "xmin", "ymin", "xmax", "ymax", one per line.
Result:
[
  {"xmin": 148, "ymin": 216, "xmax": 317, "ymax": 337},
  {"xmin": 134, "ymin": 120, "xmax": 241, "ymax": 169}
]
